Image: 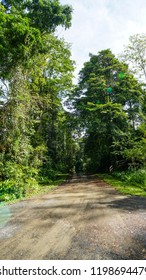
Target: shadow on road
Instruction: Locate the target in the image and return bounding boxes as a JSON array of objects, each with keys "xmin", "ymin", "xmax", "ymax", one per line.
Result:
[
  {"xmin": 0, "ymin": 174, "xmax": 146, "ymax": 260},
  {"xmin": 100, "ymin": 196, "xmax": 146, "ymax": 211}
]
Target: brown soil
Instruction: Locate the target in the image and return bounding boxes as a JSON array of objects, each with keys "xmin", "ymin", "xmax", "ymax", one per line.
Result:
[{"xmin": 0, "ymin": 175, "xmax": 146, "ymax": 260}]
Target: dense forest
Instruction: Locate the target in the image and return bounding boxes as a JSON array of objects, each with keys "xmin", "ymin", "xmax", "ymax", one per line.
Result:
[{"xmin": 0, "ymin": 0, "xmax": 146, "ymax": 201}]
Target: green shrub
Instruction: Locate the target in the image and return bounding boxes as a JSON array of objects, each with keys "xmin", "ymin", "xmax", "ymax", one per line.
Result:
[
  {"xmin": 0, "ymin": 177, "xmax": 39, "ymax": 202},
  {"xmin": 0, "ymin": 161, "xmax": 39, "ymax": 202},
  {"xmin": 0, "ymin": 180, "xmax": 23, "ymax": 201},
  {"xmin": 113, "ymin": 169, "xmax": 146, "ymax": 188},
  {"xmin": 38, "ymin": 176, "xmax": 53, "ymax": 185},
  {"xmin": 128, "ymin": 169, "xmax": 146, "ymax": 187}
]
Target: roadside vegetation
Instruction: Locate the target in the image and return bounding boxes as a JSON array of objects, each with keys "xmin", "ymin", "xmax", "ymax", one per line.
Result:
[
  {"xmin": 98, "ymin": 170, "xmax": 146, "ymax": 197},
  {"xmin": 0, "ymin": 1, "xmax": 146, "ymax": 203},
  {"xmin": 0, "ymin": 173, "xmax": 68, "ymax": 203}
]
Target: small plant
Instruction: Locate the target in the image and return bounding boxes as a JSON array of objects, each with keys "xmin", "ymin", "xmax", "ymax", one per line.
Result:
[
  {"xmin": 100, "ymin": 168, "xmax": 146, "ymax": 197},
  {"xmin": 113, "ymin": 169, "xmax": 146, "ymax": 187}
]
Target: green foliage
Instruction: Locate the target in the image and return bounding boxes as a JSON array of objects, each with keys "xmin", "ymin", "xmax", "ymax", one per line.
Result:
[
  {"xmin": 72, "ymin": 49, "xmax": 144, "ymax": 172},
  {"xmin": 113, "ymin": 169, "xmax": 146, "ymax": 189},
  {"xmin": 1, "ymin": 0, "xmax": 73, "ymax": 33},
  {"xmin": 0, "ymin": 180, "xmax": 20, "ymax": 201},
  {"xmin": 99, "ymin": 171, "xmax": 146, "ymax": 196},
  {"xmin": 127, "ymin": 170, "xmax": 146, "ymax": 188},
  {"xmin": 1, "ymin": 2, "xmax": 145, "ymax": 203},
  {"xmin": 0, "ymin": 0, "xmax": 75, "ymax": 202},
  {"xmin": 120, "ymin": 124, "xmax": 146, "ymax": 168},
  {"xmin": 0, "ymin": 161, "xmax": 39, "ymax": 201}
]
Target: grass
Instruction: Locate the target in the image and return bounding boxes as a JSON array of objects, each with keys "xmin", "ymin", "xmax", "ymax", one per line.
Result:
[{"xmin": 98, "ymin": 173, "xmax": 146, "ymax": 197}]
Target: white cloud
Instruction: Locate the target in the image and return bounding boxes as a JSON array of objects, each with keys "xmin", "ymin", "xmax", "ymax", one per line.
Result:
[{"xmin": 59, "ymin": 0, "xmax": 146, "ymax": 79}]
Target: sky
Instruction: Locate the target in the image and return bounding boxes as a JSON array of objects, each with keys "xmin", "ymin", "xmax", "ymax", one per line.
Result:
[{"xmin": 58, "ymin": 0, "xmax": 146, "ymax": 80}]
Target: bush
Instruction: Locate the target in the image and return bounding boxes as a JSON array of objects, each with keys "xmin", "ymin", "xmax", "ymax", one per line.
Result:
[
  {"xmin": 39, "ymin": 167, "xmax": 59, "ymax": 181},
  {"xmin": 0, "ymin": 162, "xmax": 39, "ymax": 202},
  {"xmin": 112, "ymin": 169, "xmax": 146, "ymax": 189},
  {"xmin": 128, "ymin": 169, "xmax": 146, "ymax": 188},
  {"xmin": 0, "ymin": 180, "xmax": 23, "ymax": 201},
  {"xmin": 38, "ymin": 176, "xmax": 53, "ymax": 185}
]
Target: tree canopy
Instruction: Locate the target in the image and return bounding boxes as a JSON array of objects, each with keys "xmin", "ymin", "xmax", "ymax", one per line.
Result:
[
  {"xmin": 0, "ymin": 0, "xmax": 76, "ymax": 201},
  {"xmin": 0, "ymin": 1, "xmax": 146, "ymax": 202},
  {"xmin": 71, "ymin": 49, "xmax": 145, "ymax": 172}
]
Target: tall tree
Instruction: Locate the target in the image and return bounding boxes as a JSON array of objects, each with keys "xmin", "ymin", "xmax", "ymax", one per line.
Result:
[
  {"xmin": 72, "ymin": 50, "xmax": 144, "ymax": 172},
  {"xmin": 0, "ymin": 0, "xmax": 75, "ymax": 200}
]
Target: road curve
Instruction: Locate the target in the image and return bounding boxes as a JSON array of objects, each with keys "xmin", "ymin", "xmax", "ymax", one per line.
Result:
[{"xmin": 0, "ymin": 175, "xmax": 146, "ymax": 260}]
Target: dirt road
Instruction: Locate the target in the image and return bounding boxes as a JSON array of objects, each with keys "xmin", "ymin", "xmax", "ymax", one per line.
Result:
[{"xmin": 0, "ymin": 175, "xmax": 146, "ymax": 259}]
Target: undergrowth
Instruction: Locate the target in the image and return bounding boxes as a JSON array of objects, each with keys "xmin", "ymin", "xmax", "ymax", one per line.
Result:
[
  {"xmin": 0, "ymin": 171, "xmax": 68, "ymax": 203},
  {"xmin": 98, "ymin": 169, "xmax": 146, "ymax": 197}
]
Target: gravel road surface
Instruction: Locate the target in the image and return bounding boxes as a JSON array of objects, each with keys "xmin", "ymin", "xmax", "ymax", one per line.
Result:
[{"xmin": 0, "ymin": 175, "xmax": 146, "ymax": 259}]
